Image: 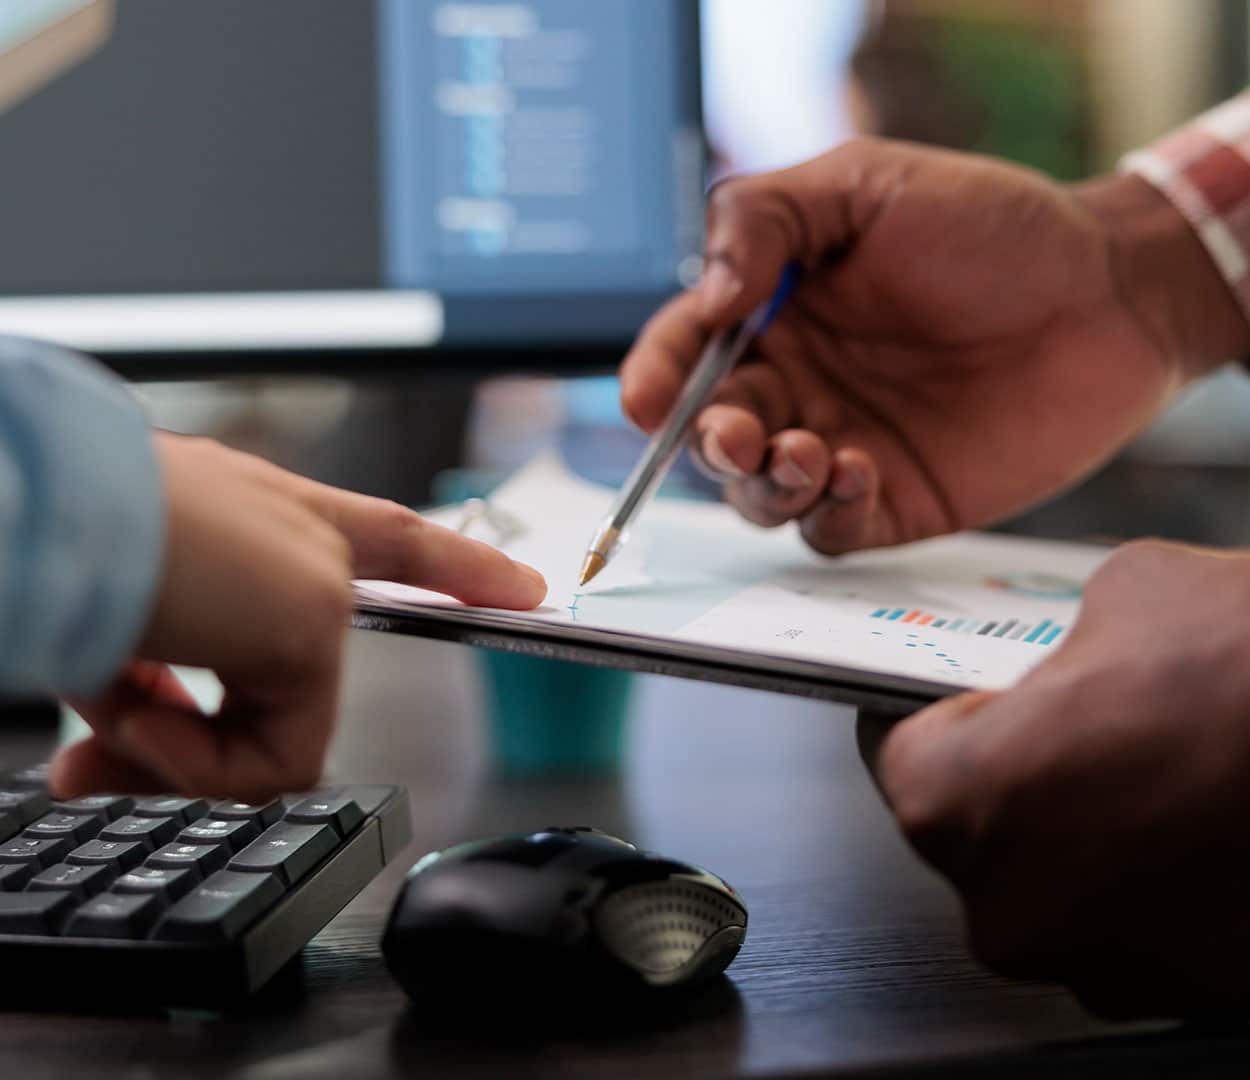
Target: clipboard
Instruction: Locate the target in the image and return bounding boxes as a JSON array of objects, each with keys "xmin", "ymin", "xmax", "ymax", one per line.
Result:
[
  {"xmin": 352, "ymin": 600, "xmax": 947, "ymax": 717},
  {"xmin": 352, "ymin": 455, "xmax": 1108, "ymax": 717}
]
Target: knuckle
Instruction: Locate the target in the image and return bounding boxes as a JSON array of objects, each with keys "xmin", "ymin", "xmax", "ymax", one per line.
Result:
[
  {"xmin": 378, "ymin": 498, "xmax": 422, "ymax": 535},
  {"xmin": 269, "ymin": 579, "xmax": 350, "ymax": 676},
  {"xmin": 1080, "ymin": 539, "xmax": 1212, "ymax": 627},
  {"xmin": 835, "ymin": 134, "xmax": 883, "ymax": 161},
  {"xmin": 705, "ymin": 176, "xmax": 749, "ymax": 228},
  {"xmin": 1087, "ymin": 538, "xmax": 1174, "ymax": 590},
  {"xmin": 373, "ymin": 499, "xmax": 427, "ymax": 555}
]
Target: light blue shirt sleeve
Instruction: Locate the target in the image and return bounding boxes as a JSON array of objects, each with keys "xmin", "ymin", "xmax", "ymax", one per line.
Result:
[{"xmin": 0, "ymin": 335, "xmax": 164, "ymax": 698}]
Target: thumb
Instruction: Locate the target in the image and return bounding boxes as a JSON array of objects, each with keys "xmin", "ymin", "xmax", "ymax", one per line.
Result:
[
  {"xmin": 875, "ymin": 690, "xmax": 1001, "ymax": 876},
  {"xmin": 878, "ymin": 690, "xmax": 1001, "ymax": 810}
]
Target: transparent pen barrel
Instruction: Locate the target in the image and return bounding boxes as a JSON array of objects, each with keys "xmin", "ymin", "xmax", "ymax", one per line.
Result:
[{"xmin": 606, "ymin": 325, "xmax": 746, "ymax": 531}]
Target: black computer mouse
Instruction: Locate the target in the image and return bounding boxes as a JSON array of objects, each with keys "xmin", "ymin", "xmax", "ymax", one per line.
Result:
[{"xmin": 381, "ymin": 827, "xmax": 748, "ymax": 1004}]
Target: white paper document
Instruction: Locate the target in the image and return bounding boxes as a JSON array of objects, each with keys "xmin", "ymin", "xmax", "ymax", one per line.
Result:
[{"xmin": 354, "ymin": 454, "xmax": 1110, "ymax": 692}]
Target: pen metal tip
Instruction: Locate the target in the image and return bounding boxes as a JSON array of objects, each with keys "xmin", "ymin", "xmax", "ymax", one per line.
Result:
[{"xmin": 578, "ymin": 552, "xmax": 606, "ymax": 587}]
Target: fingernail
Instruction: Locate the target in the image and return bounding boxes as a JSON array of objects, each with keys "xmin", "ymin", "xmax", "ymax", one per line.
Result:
[
  {"xmin": 702, "ymin": 431, "xmax": 747, "ymax": 478},
  {"xmin": 769, "ymin": 446, "xmax": 813, "ymax": 491},
  {"xmin": 831, "ymin": 463, "xmax": 866, "ymax": 502},
  {"xmin": 699, "ymin": 259, "xmax": 742, "ymax": 316}
]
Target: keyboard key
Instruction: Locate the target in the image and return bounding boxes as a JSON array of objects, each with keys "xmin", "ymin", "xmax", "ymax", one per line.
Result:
[
  {"xmin": 209, "ymin": 800, "xmax": 283, "ymax": 829},
  {"xmin": 100, "ymin": 814, "xmax": 180, "ymax": 851},
  {"xmin": 27, "ymin": 862, "xmax": 115, "ymax": 901},
  {"xmin": 285, "ymin": 793, "xmax": 364, "ymax": 837},
  {"xmin": 0, "ymin": 890, "xmax": 75, "ymax": 934},
  {"xmin": 52, "ymin": 795, "xmax": 134, "ymax": 821},
  {"xmin": 0, "ymin": 863, "xmax": 35, "ymax": 891},
  {"xmin": 228, "ymin": 822, "xmax": 337, "ymax": 887},
  {"xmin": 146, "ymin": 842, "xmax": 228, "ymax": 879},
  {"xmin": 25, "ymin": 812, "xmax": 104, "ymax": 845},
  {"xmin": 66, "ymin": 892, "xmax": 162, "ymax": 939},
  {"xmin": 66, "ymin": 839, "xmax": 146, "ymax": 873},
  {"xmin": 339, "ymin": 786, "xmax": 394, "ymax": 817},
  {"xmin": 0, "ymin": 836, "xmax": 71, "ymax": 869},
  {"xmin": 133, "ymin": 798, "xmax": 209, "ymax": 825},
  {"xmin": 6, "ymin": 764, "xmax": 50, "ymax": 790},
  {"xmin": 177, "ymin": 818, "xmax": 259, "ymax": 853},
  {"xmin": 153, "ymin": 870, "xmax": 283, "ymax": 942},
  {"xmin": 112, "ymin": 866, "xmax": 196, "ymax": 904},
  {"xmin": 0, "ymin": 811, "xmax": 16, "ymax": 844},
  {"xmin": 0, "ymin": 789, "xmax": 51, "ymax": 826}
]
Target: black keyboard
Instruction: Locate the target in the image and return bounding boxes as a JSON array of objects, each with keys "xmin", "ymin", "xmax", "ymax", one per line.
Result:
[{"xmin": 0, "ymin": 763, "xmax": 411, "ymax": 1007}]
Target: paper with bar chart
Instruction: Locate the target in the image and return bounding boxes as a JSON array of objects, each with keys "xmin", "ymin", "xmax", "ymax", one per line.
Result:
[{"xmin": 354, "ymin": 453, "xmax": 1110, "ymax": 691}]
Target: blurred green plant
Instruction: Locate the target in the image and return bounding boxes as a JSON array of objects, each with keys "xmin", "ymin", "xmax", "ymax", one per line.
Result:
[{"xmin": 939, "ymin": 14, "xmax": 1087, "ymax": 179}]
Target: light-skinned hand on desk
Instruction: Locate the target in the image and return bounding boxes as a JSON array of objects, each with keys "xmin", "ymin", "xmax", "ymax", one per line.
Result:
[
  {"xmin": 49, "ymin": 433, "xmax": 546, "ymax": 803},
  {"xmin": 620, "ymin": 131, "xmax": 1250, "ymax": 1017}
]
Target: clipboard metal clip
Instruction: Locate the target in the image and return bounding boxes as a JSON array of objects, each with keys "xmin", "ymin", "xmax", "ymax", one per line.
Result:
[{"xmin": 455, "ymin": 497, "xmax": 526, "ymax": 548}]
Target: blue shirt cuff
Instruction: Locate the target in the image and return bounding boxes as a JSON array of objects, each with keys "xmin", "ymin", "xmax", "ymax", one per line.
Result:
[{"xmin": 0, "ymin": 336, "xmax": 164, "ymax": 697}]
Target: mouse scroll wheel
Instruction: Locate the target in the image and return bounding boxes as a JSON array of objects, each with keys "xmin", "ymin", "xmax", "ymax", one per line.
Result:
[
  {"xmin": 592, "ymin": 882, "xmax": 741, "ymax": 978},
  {"xmin": 541, "ymin": 826, "xmax": 635, "ymax": 848},
  {"xmin": 542, "ymin": 826, "xmax": 615, "ymax": 838}
]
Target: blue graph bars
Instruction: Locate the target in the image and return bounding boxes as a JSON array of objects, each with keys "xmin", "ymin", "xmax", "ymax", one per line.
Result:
[
  {"xmin": 868, "ymin": 608, "xmax": 1065, "ymax": 645},
  {"xmin": 1023, "ymin": 619, "xmax": 1051, "ymax": 643}
]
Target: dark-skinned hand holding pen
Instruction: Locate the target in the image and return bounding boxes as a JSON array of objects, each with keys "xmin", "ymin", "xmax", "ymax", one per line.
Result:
[{"xmin": 619, "ymin": 135, "xmax": 1250, "ymax": 1018}]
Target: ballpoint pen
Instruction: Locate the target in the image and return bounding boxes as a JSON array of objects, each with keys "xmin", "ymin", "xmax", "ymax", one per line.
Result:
[{"xmin": 577, "ymin": 262, "xmax": 801, "ymax": 587}]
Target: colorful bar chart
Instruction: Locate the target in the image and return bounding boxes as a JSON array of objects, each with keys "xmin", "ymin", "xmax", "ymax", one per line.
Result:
[{"xmin": 869, "ymin": 608, "xmax": 1064, "ymax": 645}]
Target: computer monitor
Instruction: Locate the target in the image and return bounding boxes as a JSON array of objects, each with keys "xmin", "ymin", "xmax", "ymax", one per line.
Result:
[{"xmin": 0, "ymin": 0, "xmax": 704, "ymax": 375}]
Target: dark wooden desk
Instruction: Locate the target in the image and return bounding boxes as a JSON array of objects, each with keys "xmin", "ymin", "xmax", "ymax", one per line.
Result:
[{"xmin": 3, "ymin": 623, "xmax": 1250, "ymax": 1079}]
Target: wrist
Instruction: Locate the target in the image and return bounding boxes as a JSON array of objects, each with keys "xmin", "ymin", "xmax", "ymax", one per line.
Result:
[{"xmin": 1071, "ymin": 172, "xmax": 1250, "ymax": 381}]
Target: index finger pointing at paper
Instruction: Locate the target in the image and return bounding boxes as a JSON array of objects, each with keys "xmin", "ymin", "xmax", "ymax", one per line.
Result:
[{"xmin": 296, "ymin": 483, "xmax": 547, "ymax": 610}]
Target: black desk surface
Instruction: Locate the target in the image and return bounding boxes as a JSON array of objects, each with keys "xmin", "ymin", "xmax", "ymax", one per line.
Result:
[{"xmin": 5, "ymin": 460, "xmax": 1250, "ymax": 1079}]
